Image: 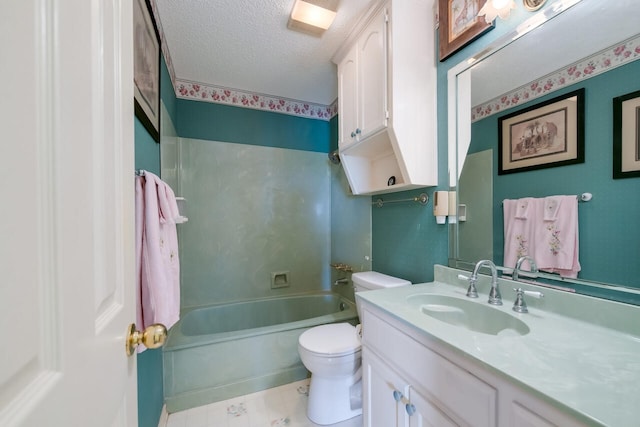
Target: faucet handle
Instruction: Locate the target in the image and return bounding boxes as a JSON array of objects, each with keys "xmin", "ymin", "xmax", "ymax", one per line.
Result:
[
  {"xmin": 465, "ymin": 275, "xmax": 479, "ymax": 298},
  {"xmin": 523, "ymin": 289, "xmax": 544, "ymax": 299},
  {"xmin": 512, "ymin": 288, "xmax": 544, "ymax": 313}
]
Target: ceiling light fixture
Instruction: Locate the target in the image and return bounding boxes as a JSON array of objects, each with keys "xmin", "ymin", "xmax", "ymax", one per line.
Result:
[
  {"xmin": 288, "ymin": 0, "xmax": 339, "ymax": 37},
  {"xmin": 478, "ymin": 0, "xmax": 516, "ymax": 23}
]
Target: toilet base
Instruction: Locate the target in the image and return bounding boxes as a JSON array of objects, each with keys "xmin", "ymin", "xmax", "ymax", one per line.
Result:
[{"xmin": 307, "ymin": 374, "xmax": 362, "ymax": 425}]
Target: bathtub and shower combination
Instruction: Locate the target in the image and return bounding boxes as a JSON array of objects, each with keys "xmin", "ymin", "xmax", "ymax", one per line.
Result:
[{"xmin": 162, "ymin": 292, "xmax": 358, "ymax": 412}]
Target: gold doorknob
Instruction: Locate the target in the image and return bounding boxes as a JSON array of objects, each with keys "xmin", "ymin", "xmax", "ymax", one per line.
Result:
[{"xmin": 126, "ymin": 323, "xmax": 167, "ymax": 356}]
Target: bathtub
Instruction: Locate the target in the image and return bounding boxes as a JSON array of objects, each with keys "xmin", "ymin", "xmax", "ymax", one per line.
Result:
[{"xmin": 162, "ymin": 292, "xmax": 358, "ymax": 412}]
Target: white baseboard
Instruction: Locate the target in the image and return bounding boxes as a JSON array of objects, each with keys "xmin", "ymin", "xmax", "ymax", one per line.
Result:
[{"xmin": 157, "ymin": 404, "xmax": 169, "ymax": 427}]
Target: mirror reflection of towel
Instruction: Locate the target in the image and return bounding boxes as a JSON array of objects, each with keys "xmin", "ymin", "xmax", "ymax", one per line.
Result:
[
  {"xmin": 514, "ymin": 198, "xmax": 532, "ymax": 219},
  {"xmin": 543, "ymin": 196, "xmax": 561, "ymax": 221},
  {"xmin": 503, "ymin": 195, "xmax": 580, "ymax": 278}
]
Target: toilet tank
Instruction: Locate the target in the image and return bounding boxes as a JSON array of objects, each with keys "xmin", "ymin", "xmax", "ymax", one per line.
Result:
[
  {"xmin": 352, "ymin": 271, "xmax": 411, "ymax": 293},
  {"xmin": 352, "ymin": 272, "xmax": 411, "ymax": 317}
]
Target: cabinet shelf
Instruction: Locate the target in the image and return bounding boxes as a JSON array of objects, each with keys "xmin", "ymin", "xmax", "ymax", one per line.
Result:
[{"xmin": 340, "ymin": 131, "xmax": 404, "ymax": 195}]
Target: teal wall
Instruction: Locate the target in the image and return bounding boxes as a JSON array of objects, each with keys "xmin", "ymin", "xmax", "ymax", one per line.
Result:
[
  {"xmin": 135, "ymin": 57, "xmax": 174, "ymax": 427},
  {"xmin": 176, "ymin": 99, "xmax": 330, "ymax": 152},
  {"xmin": 135, "ymin": 114, "xmax": 164, "ymax": 427},
  {"xmin": 468, "ymin": 59, "xmax": 640, "ymax": 291}
]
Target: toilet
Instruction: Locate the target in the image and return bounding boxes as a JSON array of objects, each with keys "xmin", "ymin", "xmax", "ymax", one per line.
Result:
[{"xmin": 298, "ymin": 271, "xmax": 411, "ymax": 425}]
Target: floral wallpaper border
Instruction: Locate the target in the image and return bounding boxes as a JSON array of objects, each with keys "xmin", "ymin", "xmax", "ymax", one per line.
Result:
[
  {"xmin": 471, "ymin": 35, "xmax": 640, "ymax": 122},
  {"xmin": 175, "ymin": 80, "xmax": 338, "ymax": 121}
]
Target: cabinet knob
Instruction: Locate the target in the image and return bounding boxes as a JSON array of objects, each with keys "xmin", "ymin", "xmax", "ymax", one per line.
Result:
[
  {"xmin": 355, "ymin": 128, "xmax": 361, "ymax": 134},
  {"xmin": 406, "ymin": 403, "xmax": 416, "ymax": 416},
  {"xmin": 392, "ymin": 390, "xmax": 403, "ymax": 402},
  {"xmin": 351, "ymin": 131, "xmax": 356, "ymax": 138}
]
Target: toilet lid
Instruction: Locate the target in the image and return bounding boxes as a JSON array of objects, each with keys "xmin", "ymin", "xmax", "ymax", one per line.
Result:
[{"xmin": 299, "ymin": 323, "xmax": 361, "ymax": 356}]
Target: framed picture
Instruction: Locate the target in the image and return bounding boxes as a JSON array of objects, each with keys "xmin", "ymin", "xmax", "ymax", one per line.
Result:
[
  {"xmin": 133, "ymin": 0, "xmax": 160, "ymax": 142},
  {"xmin": 613, "ymin": 90, "xmax": 640, "ymax": 179},
  {"xmin": 438, "ymin": 0, "xmax": 494, "ymax": 61},
  {"xmin": 498, "ymin": 88, "xmax": 585, "ymax": 175}
]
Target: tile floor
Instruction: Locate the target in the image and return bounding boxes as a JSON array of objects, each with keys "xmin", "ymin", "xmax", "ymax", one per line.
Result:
[{"xmin": 165, "ymin": 379, "xmax": 362, "ymax": 427}]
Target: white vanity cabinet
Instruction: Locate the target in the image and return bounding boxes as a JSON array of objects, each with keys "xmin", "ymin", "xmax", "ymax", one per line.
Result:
[
  {"xmin": 360, "ymin": 302, "xmax": 589, "ymax": 427},
  {"xmin": 333, "ymin": 0, "xmax": 437, "ymax": 195}
]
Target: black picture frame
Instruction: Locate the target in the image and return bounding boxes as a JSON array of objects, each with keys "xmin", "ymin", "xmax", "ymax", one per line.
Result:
[
  {"xmin": 613, "ymin": 89, "xmax": 640, "ymax": 179},
  {"xmin": 498, "ymin": 88, "xmax": 585, "ymax": 175},
  {"xmin": 133, "ymin": 0, "xmax": 161, "ymax": 143}
]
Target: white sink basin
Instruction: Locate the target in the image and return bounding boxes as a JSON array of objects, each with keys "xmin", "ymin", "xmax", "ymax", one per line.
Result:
[{"xmin": 406, "ymin": 294, "xmax": 530, "ymax": 336}]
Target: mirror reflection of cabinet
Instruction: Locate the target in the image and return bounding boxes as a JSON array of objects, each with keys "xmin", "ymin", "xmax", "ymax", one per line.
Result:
[{"xmin": 333, "ymin": 0, "xmax": 437, "ymax": 195}]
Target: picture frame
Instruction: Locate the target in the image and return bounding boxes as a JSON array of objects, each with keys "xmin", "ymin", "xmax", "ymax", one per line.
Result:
[
  {"xmin": 133, "ymin": 0, "xmax": 160, "ymax": 143},
  {"xmin": 613, "ymin": 89, "xmax": 640, "ymax": 179},
  {"xmin": 498, "ymin": 88, "xmax": 585, "ymax": 175},
  {"xmin": 438, "ymin": 0, "xmax": 494, "ymax": 61}
]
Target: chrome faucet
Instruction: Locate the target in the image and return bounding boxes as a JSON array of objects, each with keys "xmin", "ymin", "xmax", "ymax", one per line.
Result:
[
  {"xmin": 513, "ymin": 255, "xmax": 538, "ymax": 282},
  {"xmin": 512, "ymin": 287, "xmax": 544, "ymax": 313},
  {"xmin": 466, "ymin": 260, "xmax": 502, "ymax": 305},
  {"xmin": 333, "ymin": 278, "xmax": 349, "ymax": 286}
]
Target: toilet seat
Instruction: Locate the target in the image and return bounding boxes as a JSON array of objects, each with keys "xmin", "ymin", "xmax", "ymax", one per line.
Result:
[{"xmin": 299, "ymin": 323, "xmax": 360, "ymax": 357}]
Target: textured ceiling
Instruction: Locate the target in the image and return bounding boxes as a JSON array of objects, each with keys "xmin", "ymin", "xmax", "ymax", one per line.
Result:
[{"xmin": 155, "ymin": 0, "xmax": 374, "ymax": 106}]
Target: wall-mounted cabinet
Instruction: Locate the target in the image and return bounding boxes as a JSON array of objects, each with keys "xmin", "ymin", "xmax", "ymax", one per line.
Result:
[{"xmin": 333, "ymin": 0, "xmax": 437, "ymax": 195}]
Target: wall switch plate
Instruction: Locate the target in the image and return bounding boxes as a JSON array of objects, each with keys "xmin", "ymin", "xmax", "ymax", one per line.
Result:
[{"xmin": 271, "ymin": 271, "xmax": 290, "ymax": 289}]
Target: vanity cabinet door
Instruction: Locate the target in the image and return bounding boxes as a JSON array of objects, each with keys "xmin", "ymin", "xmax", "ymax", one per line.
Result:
[
  {"xmin": 505, "ymin": 395, "xmax": 587, "ymax": 427},
  {"xmin": 363, "ymin": 348, "xmax": 405, "ymax": 427},
  {"xmin": 510, "ymin": 402, "xmax": 556, "ymax": 427},
  {"xmin": 363, "ymin": 349, "xmax": 458, "ymax": 427},
  {"xmin": 407, "ymin": 387, "xmax": 458, "ymax": 427}
]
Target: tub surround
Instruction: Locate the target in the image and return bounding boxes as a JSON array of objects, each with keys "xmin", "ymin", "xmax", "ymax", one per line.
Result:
[
  {"xmin": 163, "ymin": 292, "xmax": 357, "ymax": 412},
  {"xmin": 357, "ymin": 264, "xmax": 640, "ymax": 426},
  {"xmin": 177, "ymin": 138, "xmax": 332, "ymax": 308}
]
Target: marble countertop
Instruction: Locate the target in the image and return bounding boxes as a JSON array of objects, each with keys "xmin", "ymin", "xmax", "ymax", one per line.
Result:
[{"xmin": 357, "ymin": 265, "xmax": 640, "ymax": 427}]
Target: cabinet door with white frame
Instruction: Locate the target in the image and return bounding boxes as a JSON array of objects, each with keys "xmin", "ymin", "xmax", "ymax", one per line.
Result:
[
  {"xmin": 363, "ymin": 349, "xmax": 458, "ymax": 427},
  {"xmin": 407, "ymin": 385, "xmax": 458, "ymax": 427},
  {"xmin": 337, "ymin": 43, "xmax": 358, "ymax": 148},
  {"xmin": 357, "ymin": 7, "xmax": 388, "ymax": 141},
  {"xmin": 363, "ymin": 348, "xmax": 406, "ymax": 427}
]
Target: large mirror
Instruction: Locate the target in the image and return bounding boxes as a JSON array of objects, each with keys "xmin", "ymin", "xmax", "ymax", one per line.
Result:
[{"xmin": 448, "ymin": 0, "xmax": 640, "ymax": 303}]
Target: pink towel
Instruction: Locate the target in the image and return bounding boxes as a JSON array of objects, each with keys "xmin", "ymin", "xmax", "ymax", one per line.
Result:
[
  {"xmin": 135, "ymin": 171, "xmax": 181, "ymax": 351},
  {"xmin": 534, "ymin": 196, "xmax": 580, "ymax": 278},
  {"xmin": 503, "ymin": 196, "xmax": 580, "ymax": 279}
]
